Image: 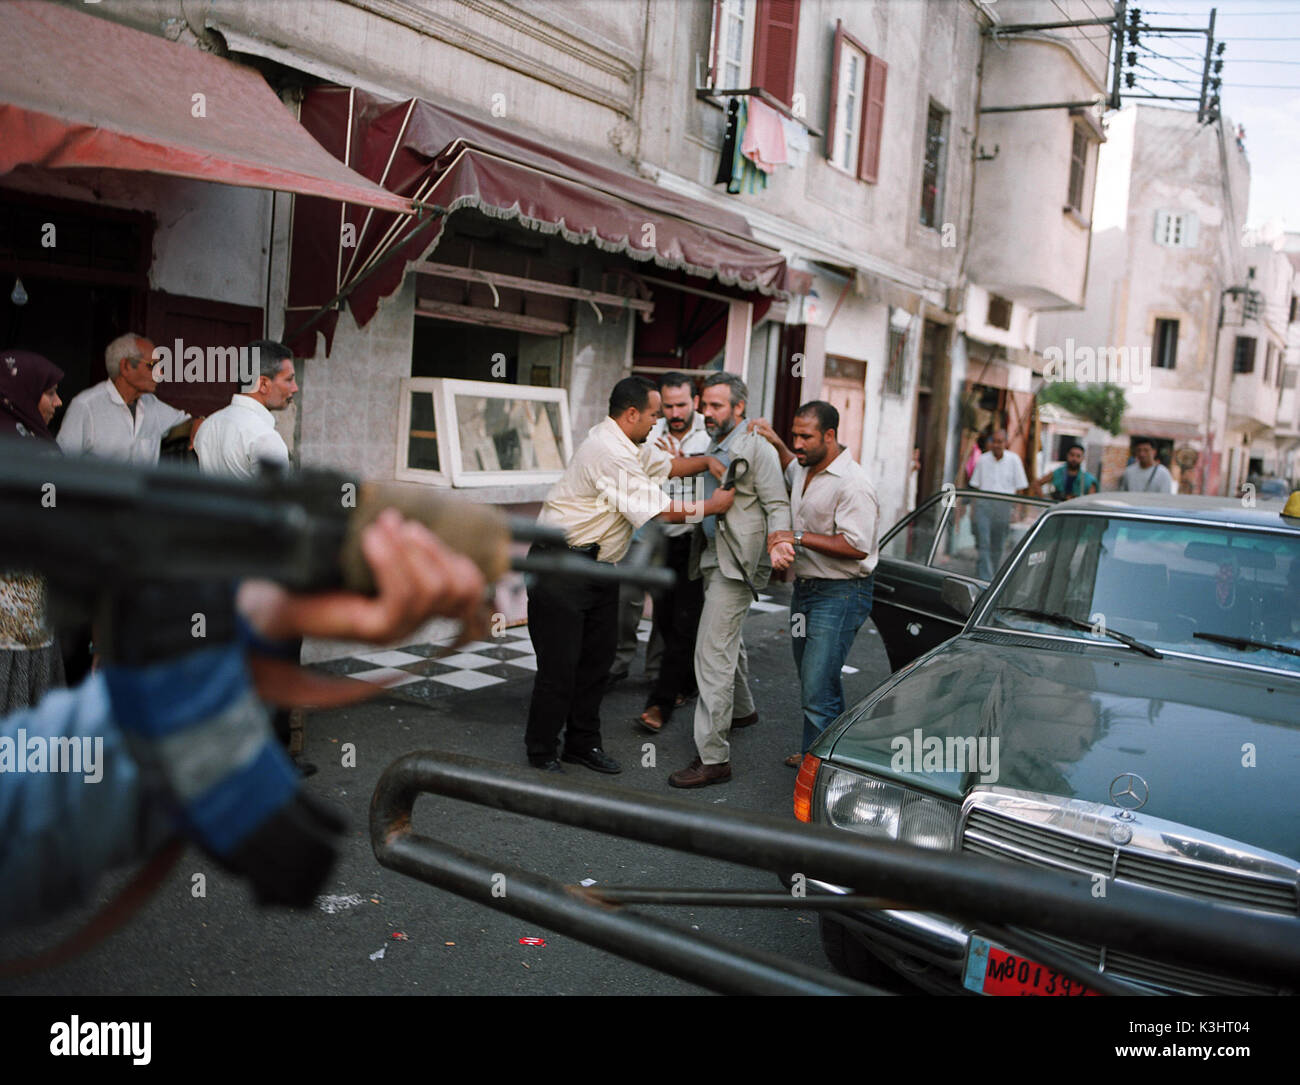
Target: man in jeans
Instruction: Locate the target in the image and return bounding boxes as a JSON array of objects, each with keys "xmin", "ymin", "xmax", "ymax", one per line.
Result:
[
  {"xmin": 968, "ymin": 428, "xmax": 1029, "ymax": 580},
  {"xmin": 750, "ymin": 402, "xmax": 879, "ymax": 766}
]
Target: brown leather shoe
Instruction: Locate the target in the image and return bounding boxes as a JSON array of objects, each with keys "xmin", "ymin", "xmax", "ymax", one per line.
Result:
[
  {"xmin": 783, "ymin": 753, "xmax": 803, "ymax": 768},
  {"xmin": 669, "ymin": 758, "xmax": 732, "ymax": 788},
  {"xmin": 731, "ymin": 711, "xmax": 759, "ymax": 729}
]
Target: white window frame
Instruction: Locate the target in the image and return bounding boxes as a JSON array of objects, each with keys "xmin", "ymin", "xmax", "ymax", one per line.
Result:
[
  {"xmin": 1154, "ymin": 210, "xmax": 1199, "ymax": 249},
  {"xmin": 397, "ymin": 377, "xmax": 573, "ymax": 488},
  {"xmin": 710, "ymin": 0, "xmax": 756, "ymax": 89},
  {"xmin": 831, "ymin": 39, "xmax": 866, "ymax": 175}
]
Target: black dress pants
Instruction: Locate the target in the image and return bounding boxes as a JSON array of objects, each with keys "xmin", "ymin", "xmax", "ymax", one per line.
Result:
[
  {"xmin": 524, "ymin": 545, "xmax": 619, "ymax": 761},
  {"xmin": 645, "ymin": 533, "xmax": 703, "ymax": 721}
]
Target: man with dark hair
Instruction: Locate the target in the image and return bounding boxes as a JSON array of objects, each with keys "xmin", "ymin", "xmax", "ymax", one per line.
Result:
[
  {"xmin": 1034, "ymin": 443, "xmax": 1098, "ymax": 502},
  {"xmin": 194, "ymin": 340, "xmax": 298, "ymax": 477},
  {"xmin": 526, "ymin": 377, "xmax": 730, "ymax": 774},
  {"xmin": 667, "ymin": 372, "xmax": 792, "ymax": 788},
  {"xmin": 751, "ymin": 401, "xmax": 879, "ymax": 766},
  {"xmin": 635, "ymin": 372, "xmax": 710, "ymax": 732},
  {"xmin": 1118, "ymin": 438, "xmax": 1173, "ymax": 493}
]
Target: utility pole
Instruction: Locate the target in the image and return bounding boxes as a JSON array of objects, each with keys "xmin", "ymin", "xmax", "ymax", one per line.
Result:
[{"xmin": 1197, "ymin": 9, "xmax": 1219, "ymax": 123}]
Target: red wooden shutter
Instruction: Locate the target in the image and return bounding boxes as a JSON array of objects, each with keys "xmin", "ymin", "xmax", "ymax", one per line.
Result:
[
  {"xmin": 752, "ymin": 0, "xmax": 801, "ymax": 105},
  {"xmin": 826, "ymin": 19, "xmax": 844, "ymax": 161},
  {"xmin": 859, "ymin": 52, "xmax": 887, "ymax": 183}
]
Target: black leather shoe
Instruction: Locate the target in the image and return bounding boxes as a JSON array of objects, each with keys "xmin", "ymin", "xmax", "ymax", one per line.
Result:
[
  {"xmin": 528, "ymin": 757, "xmax": 564, "ymax": 772},
  {"xmin": 731, "ymin": 711, "xmax": 759, "ymax": 729},
  {"xmin": 561, "ymin": 747, "xmax": 622, "ymax": 774},
  {"xmin": 295, "ymin": 759, "xmax": 319, "ymax": 778}
]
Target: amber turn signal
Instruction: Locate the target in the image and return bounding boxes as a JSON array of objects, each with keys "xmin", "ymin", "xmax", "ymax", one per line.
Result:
[{"xmin": 793, "ymin": 754, "xmax": 820, "ymax": 822}]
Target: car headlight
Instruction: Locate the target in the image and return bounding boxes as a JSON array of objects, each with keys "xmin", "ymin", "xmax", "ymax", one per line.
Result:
[{"xmin": 815, "ymin": 764, "xmax": 959, "ymax": 850}]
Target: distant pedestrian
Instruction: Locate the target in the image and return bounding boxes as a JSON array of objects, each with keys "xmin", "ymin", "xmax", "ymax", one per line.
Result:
[
  {"xmin": 0, "ymin": 349, "xmax": 66, "ymax": 711},
  {"xmin": 526, "ymin": 377, "xmax": 728, "ymax": 775},
  {"xmin": 1118, "ymin": 438, "xmax": 1174, "ymax": 494},
  {"xmin": 968, "ymin": 429, "xmax": 1029, "ymax": 580},
  {"xmin": 1035, "ymin": 443, "xmax": 1098, "ymax": 502},
  {"xmin": 194, "ymin": 340, "xmax": 297, "ymax": 477},
  {"xmin": 57, "ymin": 333, "xmax": 192, "ymax": 464},
  {"xmin": 750, "ymin": 402, "xmax": 879, "ymax": 767}
]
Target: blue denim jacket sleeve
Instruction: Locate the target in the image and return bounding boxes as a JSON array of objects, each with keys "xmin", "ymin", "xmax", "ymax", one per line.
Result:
[{"xmin": 0, "ymin": 674, "xmax": 174, "ymax": 933}]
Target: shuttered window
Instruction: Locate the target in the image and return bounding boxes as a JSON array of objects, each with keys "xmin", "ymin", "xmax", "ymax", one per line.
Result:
[
  {"xmin": 826, "ymin": 20, "xmax": 887, "ymax": 183},
  {"xmin": 751, "ymin": 0, "xmax": 800, "ymax": 105},
  {"xmin": 860, "ymin": 53, "xmax": 887, "ymax": 182}
]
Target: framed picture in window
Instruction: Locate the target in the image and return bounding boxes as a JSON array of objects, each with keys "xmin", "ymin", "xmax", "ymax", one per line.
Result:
[{"xmin": 397, "ymin": 377, "xmax": 572, "ymax": 487}]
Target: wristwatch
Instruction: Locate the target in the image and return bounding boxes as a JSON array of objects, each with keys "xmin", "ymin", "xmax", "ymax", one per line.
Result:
[{"xmin": 793, "ymin": 531, "xmax": 805, "ymax": 549}]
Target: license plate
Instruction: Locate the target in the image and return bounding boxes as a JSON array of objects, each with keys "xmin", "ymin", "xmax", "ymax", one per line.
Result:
[{"xmin": 962, "ymin": 934, "xmax": 1100, "ymax": 997}]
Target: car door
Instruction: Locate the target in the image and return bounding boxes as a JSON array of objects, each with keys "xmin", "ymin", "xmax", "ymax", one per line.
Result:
[{"xmin": 873, "ymin": 490, "xmax": 1051, "ymax": 670}]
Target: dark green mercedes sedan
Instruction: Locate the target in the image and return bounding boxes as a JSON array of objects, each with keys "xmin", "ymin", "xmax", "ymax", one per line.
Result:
[{"xmin": 796, "ymin": 492, "xmax": 1300, "ymax": 996}]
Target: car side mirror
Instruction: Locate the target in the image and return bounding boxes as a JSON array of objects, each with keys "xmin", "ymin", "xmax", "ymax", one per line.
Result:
[{"xmin": 941, "ymin": 577, "xmax": 980, "ymax": 619}]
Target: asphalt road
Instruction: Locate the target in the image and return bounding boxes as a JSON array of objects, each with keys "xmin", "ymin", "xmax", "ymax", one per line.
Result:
[{"xmin": 0, "ymin": 582, "xmax": 893, "ymax": 996}]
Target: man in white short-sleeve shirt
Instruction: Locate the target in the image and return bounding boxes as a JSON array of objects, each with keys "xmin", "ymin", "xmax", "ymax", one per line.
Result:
[
  {"xmin": 525, "ymin": 377, "xmax": 730, "ymax": 776},
  {"xmin": 967, "ymin": 428, "xmax": 1029, "ymax": 580},
  {"xmin": 194, "ymin": 341, "xmax": 297, "ymax": 478},
  {"xmin": 57, "ymin": 333, "xmax": 191, "ymax": 464}
]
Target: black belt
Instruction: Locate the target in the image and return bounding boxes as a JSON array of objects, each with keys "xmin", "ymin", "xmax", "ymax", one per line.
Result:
[{"xmin": 533, "ymin": 540, "xmax": 599, "ymax": 557}]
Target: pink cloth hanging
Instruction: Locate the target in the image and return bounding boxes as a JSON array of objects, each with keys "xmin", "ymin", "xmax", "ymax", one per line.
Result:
[{"xmin": 741, "ymin": 97, "xmax": 788, "ymax": 173}]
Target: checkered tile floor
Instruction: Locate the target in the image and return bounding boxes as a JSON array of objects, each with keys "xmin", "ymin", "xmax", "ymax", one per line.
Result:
[{"xmin": 311, "ymin": 594, "xmax": 788, "ymax": 702}]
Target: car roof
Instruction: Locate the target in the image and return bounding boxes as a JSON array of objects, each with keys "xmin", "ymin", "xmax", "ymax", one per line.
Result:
[{"xmin": 1046, "ymin": 491, "xmax": 1300, "ymax": 532}]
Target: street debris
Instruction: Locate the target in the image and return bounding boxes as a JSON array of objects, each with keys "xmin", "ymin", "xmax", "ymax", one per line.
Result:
[
  {"xmin": 579, "ymin": 878, "xmax": 597, "ymax": 887},
  {"xmin": 315, "ymin": 892, "xmax": 367, "ymax": 914},
  {"xmin": 519, "ymin": 937, "xmax": 546, "ymax": 946},
  {"xmin": 369, "ymin": 946, "xmax": 386, "ymax": 961}
]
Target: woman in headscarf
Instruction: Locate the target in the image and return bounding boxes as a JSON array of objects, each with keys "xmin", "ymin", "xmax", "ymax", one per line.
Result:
[{"xmin": 0, "ymin": 348, "xmax": 66, "ymax": 710}]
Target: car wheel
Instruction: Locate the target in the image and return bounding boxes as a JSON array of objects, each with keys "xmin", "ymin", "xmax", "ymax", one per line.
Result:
[{"xmin": 819, "ymin": 915, "xmax": 912, "ymax": 991}]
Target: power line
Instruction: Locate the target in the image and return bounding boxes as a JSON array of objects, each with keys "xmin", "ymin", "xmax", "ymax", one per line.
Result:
[{"xmin": 1049, "ymin": 0, "xmax": 1114, "ymax": 65}]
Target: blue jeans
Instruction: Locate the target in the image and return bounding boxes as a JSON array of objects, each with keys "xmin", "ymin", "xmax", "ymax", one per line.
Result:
[{"xmin": 790, "ymin": 576, "xmax": 874, "ymax": 753}]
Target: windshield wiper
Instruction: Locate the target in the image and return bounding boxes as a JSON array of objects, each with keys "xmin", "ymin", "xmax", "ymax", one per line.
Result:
[
  {"xmin": 993, "ymin": 607, "xmax": 1164, "ymax": 659},
  {"xmin": 1192, "ymin": 632, "xmax": 1300, "ymax": 659}
]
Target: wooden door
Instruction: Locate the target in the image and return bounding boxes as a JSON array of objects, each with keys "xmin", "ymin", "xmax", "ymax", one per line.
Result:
[{"xmin": 823, "ymin": 355, "xmax": 866, "ymax": 461}]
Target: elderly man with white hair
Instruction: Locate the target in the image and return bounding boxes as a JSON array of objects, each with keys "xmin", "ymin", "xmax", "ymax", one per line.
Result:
[{"xmin": 56, "ymin": 333, "xmax": 192, "ymax": 464}]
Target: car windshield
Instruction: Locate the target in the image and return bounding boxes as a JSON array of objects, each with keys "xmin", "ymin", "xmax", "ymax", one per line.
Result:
[{"xmin": 983, "ymin": 513, "xmax": 1300, "ymax": 675}]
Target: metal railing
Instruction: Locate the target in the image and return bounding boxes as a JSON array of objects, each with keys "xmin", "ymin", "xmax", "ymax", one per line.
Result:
[{"xmin": 370, "ymin": 751, "xmax": 1300, "ymax": 996}]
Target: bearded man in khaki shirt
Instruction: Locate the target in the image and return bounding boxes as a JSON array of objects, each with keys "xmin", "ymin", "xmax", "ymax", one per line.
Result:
[
  {"xmin": 751, "ymin": 400, "xmax": 879, "ymax": 767},
  {"xmin": 525, "ymin": 377, "xmax": 731, "ymax": 774}
]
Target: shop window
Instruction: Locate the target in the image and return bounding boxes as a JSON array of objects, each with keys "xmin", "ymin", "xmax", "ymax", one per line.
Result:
[{"xmin": 397, "ymin": 378, "xmax": 572, "ymax": 488}]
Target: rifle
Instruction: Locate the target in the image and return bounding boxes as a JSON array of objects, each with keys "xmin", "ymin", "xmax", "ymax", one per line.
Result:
[{"xmin": 0, "ymin": 443, "xmax": 674, "ymax": 624}]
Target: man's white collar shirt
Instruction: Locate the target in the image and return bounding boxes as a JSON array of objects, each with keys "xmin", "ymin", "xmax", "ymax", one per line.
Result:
[
  {"xmin": 55, "ymin": 380, "xmax": 190, "ymax": 464},
  {"xmin": 537, "ymin": 416, "xmax": 673, "ymax": 563},
  {"xmin": 193, "ymin": 394, "xmax": 290, "ymax": 478},
  {"xmin": 649, "ymin": 413, "xmax": 710, "ymax": 538}
]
